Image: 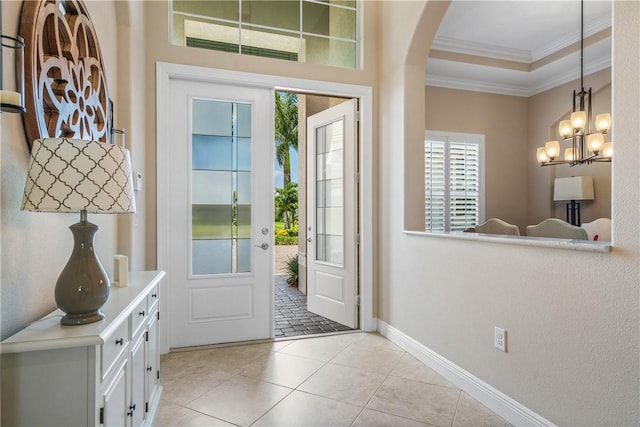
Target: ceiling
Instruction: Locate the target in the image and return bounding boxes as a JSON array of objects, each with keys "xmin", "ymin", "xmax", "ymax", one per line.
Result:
[{"xmin": 426, "ymin": 0, "xmax": 613, "ymax": 97}]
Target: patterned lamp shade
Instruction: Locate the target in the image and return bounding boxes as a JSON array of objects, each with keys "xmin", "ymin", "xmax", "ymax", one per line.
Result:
[{"xmin": 22, "ymin": 138, "xmax": 136, "ymax": 214}]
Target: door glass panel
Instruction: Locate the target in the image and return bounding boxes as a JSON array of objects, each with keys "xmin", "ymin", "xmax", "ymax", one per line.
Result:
[
  {"xmin": 192, "ymin": 99, "xmax": 233, "ymax": 136},
  {"xmin": 237, "ymin": 104, "xmax": 252, "ymax": 138},
  {"xmin": 237, "ymin": 138, "xmax": 252, "ymax": 170},
  {"xmin": 191, "ymin": 99, "xmax": 252, "ymax": 275},
  {"xmin": 236, "ymin": 171, "xmax": 252, "ymax": 204},
  {"xmin": 192, "ymin": 170, "xmax": 233, "ymax": 205},
  {"xmin": 192, "ymin": 240, "xmax": 232, "ymax": 274},
  {"xmin": 315, "ymin": 119, "xmax": 344, "ymax": 266},
  {"xmin": 192, "ymin": 205, "xmax": 232, "ymax": 239},
  {"xmin": 237, "ymin": 239, "xmax": 252, "ymax": 273},
  {"xmin": 192, "ymin": 135, "xmax": 232, "ymax": 170}
]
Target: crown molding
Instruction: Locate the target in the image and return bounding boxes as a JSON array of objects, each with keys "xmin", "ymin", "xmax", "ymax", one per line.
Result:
[
  {"xmin": 431, "ymin": 36, "xmax": 531, "ymax": 64},
  {"xmin": 528, "ymin": 55, "xmax": 612, "ymax": 96},
  {"xmin": 425, "ymin": 55, "xmax": 611, "ymax": 98},
  {"xmin": 531, "ymin": 14, "xmax": 612, "ymax": 61},
  {"xmin": 425, "ymin": 74, "xmax": 530, "ymax": 97},
  {"xmin": 432, "ymin": 15, "xmax": 611, "ymax": 66}
]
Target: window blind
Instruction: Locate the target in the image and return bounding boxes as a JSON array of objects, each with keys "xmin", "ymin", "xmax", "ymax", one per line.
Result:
[{"xmin": 425, "ymin": 132, "xmax": 483, "ymax": 232}]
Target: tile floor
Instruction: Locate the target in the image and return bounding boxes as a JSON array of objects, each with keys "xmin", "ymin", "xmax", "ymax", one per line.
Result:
[
  {"xmin": 274, "ymin": 275, "xmax": 354, "ymax": 338},
  {"xmin": 154, "ymin": 332, "xmax": 511, "ymax": 427}
]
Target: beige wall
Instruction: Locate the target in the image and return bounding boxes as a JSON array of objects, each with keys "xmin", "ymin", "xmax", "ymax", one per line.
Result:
[
  {"xmin": 0, "ymin": 0, "xmax": 124, "ymax": 339},
  {"xmin": 424, "ymin": 86, "xmax": 530, "ymax": 231},
  {"xmin": 425, "ymin": 73, "xmax": 611, "ymax": 233},
  {"xmin": 0, "ymin": 0, "xmax": 379, "ymax": 336},
  {"xmin": 114, "ymin": 1, "xmax": 148, "ymax": 272},
  {"xmin": 142, "ymin": 0, "xmax": 379, "ymax": 270},
  {"xmin": 383, "ymin": 1, "xmax": 638, "ymax": 425},
  {"xmin": 2, "ymin": 0, "xmax": 638, "ymax": 425}
]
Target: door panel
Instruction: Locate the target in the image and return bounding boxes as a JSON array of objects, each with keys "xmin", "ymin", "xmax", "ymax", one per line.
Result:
[
  {"xmin": 168, "ymin": 79, "xmax": 273, "ymax": 348},
  {"xmin": 306, "ymin": 99, "xmax": 358, "ymax": 329}
]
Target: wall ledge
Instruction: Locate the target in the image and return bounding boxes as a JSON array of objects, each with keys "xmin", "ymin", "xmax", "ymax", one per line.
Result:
[
  {"xmin": 403, "ymin": 230, "xmax": 611, "ymax": 253},
  {"xmin": 377, "ymin": 320, "xmax": 557, "ymax": 427}
]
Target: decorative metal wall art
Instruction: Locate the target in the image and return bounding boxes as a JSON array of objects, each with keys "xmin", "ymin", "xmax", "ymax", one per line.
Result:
[{"xmin": 20, "ymin": 0, "xmax": 111, "ymax": 149}]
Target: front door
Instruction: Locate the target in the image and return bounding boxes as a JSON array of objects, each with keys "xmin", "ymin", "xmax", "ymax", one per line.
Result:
[
  {"xmin": 167, "ymin": 78, "xmax": 274, "ymax": 348},
  {"xmin": 306, "ymin": 99, "xmax": 358, "ymax": 329}
]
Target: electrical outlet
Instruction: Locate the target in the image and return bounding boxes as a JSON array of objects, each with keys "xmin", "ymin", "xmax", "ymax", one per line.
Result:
[{"xmin": 494, "ymin": 327, "xmax": 507, "ymax": 352}]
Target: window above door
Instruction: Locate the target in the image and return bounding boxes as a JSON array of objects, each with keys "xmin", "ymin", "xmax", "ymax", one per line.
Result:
[{"xmin": 170, "ymin": 0, "xmax": 359, "ymax": 69}]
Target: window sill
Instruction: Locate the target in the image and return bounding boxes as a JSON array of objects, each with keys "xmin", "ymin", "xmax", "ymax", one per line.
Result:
[{"xmin": 403, "ymin": 230, "xmax": 612, "ymax": 253}]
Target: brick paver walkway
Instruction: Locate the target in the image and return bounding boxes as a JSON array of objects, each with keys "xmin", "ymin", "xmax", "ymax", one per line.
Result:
[{"xmin": 274, "ymin": 275, "xmax": 353, "ymax": 338}]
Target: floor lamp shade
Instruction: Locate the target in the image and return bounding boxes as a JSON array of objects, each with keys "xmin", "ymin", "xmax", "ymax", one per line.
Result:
[{"xmin": 22, "ymin": 138, "xmax": 136, "ymax": 325}]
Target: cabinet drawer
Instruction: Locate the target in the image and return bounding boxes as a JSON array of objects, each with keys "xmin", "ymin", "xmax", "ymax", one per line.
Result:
[
  {"xmin": 147, "ymin": 284, "xmax": 159, "ymax": 313},
  {"xmin": 131, "ymin": 298, "xmax": 148, "ymax": 338},
  {"xmin": 102, "ymin": 320, "xmax": 129, "ymax": 381}
]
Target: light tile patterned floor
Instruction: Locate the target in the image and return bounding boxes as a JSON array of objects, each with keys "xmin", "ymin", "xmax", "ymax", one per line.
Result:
[{"xmin": 154, "ymin": 332, "xmax": 511, "ymax": 427}]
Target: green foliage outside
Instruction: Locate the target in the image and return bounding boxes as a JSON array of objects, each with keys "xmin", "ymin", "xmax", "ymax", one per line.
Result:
[
  {"xmin": 275, "ymin": 221, "xmax": 298, "ymax": 245},
  {"xmin": 275, "ymin": 182, "xmax": 298, "ymax": 230},
  {"xmin": 275, "ymin": 92, "xmax": 298, "ymax": 187},
  {"xmin": 274, "ymin": 91, "xmax": 300, "ymax": 244},
  {"xmin": 285, "ymin": 255, "xmax": 299, "ymax": 287}
]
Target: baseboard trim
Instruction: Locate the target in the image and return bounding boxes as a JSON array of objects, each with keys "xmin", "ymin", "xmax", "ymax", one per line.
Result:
[{"xmin": 377, "ymin": 320, "xmax": 555, "ymax": 427}]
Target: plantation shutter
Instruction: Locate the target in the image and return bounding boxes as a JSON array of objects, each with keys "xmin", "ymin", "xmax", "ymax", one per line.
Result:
[
  {"xmin": 449, "ymin": 141, "xmax": 480, "ymax": 231},
  {"xmin": 425, "ymin": 139, "xmax": 446, "ymax": 232},
  {"xmin": 425, "ymin": 132, "xmax": 483, "ymax": 232}
]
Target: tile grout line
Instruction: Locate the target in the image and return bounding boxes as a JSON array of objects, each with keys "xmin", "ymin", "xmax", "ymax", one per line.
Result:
[
  {"xmin": 348, "ymin": 347, "xmax": 408, "ymax": 426},
  {"xmin": 249, "ymin": 335, "xmax": 355, "ymax": 426},
  {"xmin": 450, "ymin": 389, "xmax": 463, "ymax": 427},
  {"xmin": 163, "ymin": 400, "xmax": 243, "ymax": 426}
]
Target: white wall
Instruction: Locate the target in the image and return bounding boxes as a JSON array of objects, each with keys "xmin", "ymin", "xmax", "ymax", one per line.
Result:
[{"xmin": 380, "ymin": 1, "xmax": 638, "ymax": 425}]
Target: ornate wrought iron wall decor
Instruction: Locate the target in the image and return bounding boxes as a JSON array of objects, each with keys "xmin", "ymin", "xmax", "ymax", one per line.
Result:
[{"xmin": 20, "ymin": 0, "xmax": 111, "ymax": 149}]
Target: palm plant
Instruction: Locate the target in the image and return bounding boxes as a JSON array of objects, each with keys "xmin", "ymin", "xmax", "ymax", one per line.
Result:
[
  {"xmin": 275, "ymin": 92, "xmax": 298, "ymax": 187},
  {"xmin": 285, "ymin": 254, "xmax": 299, "ymax": 287},
  {"xmin": 275, "ymin": 182, "xmax": 298, "ymax": 230}
]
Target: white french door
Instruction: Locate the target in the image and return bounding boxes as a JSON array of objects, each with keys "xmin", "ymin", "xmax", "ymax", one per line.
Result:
[
  {"xmin": 306, "ymin": 99, "xmax": 358, "ymax": 329},
  {"xmin": 167, "ymin": 78, "xmax": 274, "ymax": 348}
]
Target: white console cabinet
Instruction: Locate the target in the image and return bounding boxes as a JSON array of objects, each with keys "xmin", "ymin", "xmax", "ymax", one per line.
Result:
[{"xmin": 1, "ymin": 270, "xmax": 165, "ymax": 427}]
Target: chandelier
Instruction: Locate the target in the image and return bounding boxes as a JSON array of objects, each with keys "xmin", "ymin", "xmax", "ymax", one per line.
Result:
[{"xmin": 536, "ymin": 0, "xmax": 612, "ymax": 167}]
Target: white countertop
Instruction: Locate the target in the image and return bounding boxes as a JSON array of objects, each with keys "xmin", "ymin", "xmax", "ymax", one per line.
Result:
[
  {"xmin": 404, "ymin": 231, "xmax": 612, "ymax": 253},
  {"xmin": 1, "ymin": 270, "xmax": 165, "ymax": 354}
]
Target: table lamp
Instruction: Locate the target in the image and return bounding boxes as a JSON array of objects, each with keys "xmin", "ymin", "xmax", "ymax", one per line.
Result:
[
  {"xmin": 21, "ymin": 138, "xmax": 136, "ymax": 325},
  {"xmin": 553, "ymin": 176, "xmax": 594, "ymax": 226}
]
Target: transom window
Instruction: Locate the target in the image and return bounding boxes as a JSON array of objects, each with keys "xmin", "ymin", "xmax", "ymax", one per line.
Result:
[
  {"xmin": 425, "ymin": 131, "xmax": 484, "ymax": 232},
  {"xmin": 171, "ymin": 0, "xmax": 359, "ymax": 69}
]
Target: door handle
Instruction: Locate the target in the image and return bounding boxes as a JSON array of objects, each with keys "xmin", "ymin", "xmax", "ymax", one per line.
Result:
[{"xmin": 255, "ymin": 243, "xmax": 269, "ymax": 250}]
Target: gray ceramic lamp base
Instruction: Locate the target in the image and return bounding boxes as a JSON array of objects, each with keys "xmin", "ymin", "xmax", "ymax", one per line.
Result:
[{"xmin": 56, "ymin": 212, "xmax": 110, "ymax": 326}]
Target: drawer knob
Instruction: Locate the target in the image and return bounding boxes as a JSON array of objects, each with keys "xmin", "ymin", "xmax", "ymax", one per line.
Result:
[
  {"xmin": 115, "ymin": 338, "xmax": 124, "ymax": 346},
  {"xmin": 151, "ymin": 293, "xmax": 158, "ymax": 298},
  {"xmin": 147, "ymin": 366, "xmax": 152, "ymax": 372},
  {"xmin": 129, "ymin": 404, "xmax": 136, "ymax": 411},
  {"xmin": 139, "ymin": 310, "xmax": 146, "ymax": 316}
]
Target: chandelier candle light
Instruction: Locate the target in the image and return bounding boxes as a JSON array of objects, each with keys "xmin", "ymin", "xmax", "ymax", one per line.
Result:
[
  {"xmin": 21, "ymin": 138, "xmax": 136, "ymax": 325},
  {"xmin": 536, "ymin": 0, "xmax": 612, "ymax": 166}
]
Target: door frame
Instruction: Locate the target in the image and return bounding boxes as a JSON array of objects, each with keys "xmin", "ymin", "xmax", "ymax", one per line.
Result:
[{"xmin": 156, "ymin": 62, "xmax": 374, "ymax": 354}]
